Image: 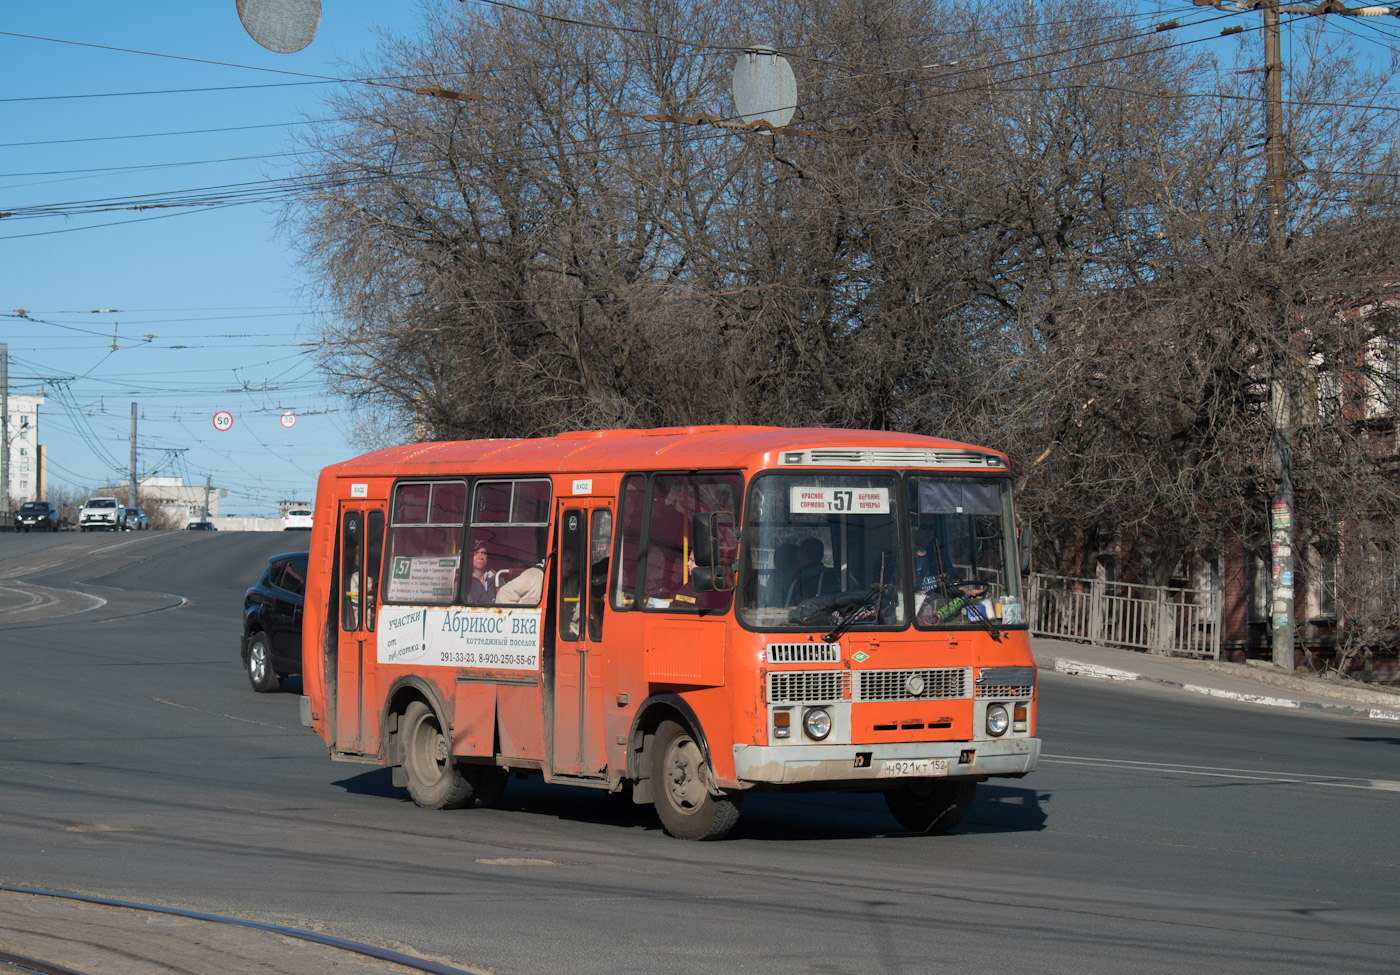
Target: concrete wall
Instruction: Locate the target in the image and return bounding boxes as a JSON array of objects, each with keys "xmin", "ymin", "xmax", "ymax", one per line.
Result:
[{"xmin": 190, "ymin": 517, "xmax": 304, "ymax": 533}]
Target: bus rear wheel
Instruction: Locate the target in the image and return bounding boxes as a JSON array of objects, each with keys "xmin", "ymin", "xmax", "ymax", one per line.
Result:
[
  {"xmin": 884, "ymin": 779, "xmax": 976, "ymax": 833},
  {"xmin": 651, "ymin": 719, "xmax": 741, "ymax": 840},
  {"xmin": 464, "ymin": 765, "xmax": 508, "ymax": 807},
  {"xmin": 401, "ymin": 700, "xmax": 474, "ymax": 809}
]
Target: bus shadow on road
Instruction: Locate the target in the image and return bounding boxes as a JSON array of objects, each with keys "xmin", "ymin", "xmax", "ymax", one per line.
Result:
[
  {"xmin": 331, "ymin": 771, "xmax": 1048, "ymax": 840},
  {"xmin": 736, "ymin": 783, "xmax": 1049, "ymax": 840}
]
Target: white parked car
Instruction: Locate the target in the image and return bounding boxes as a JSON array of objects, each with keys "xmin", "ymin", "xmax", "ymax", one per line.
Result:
[
  {"xmin": 78, "ymin": 497, "xmax": 126, "ymax": 532},
  {"xmin": 282, "ymin": 507, "xmax": 313, "ymax": 531}
]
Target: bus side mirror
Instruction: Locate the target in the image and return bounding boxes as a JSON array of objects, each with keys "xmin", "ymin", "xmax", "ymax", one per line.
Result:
[
  {"xmin": 691, "ymin": 513, "xmax": 714, "ymax": 566},
  {"xmin": 690, "ymin": 512, "xmax": 737, "ymax": 592},
  {"xmin": 1018, "ymin": 522, "xmax": 1032, "ymax": 574}
]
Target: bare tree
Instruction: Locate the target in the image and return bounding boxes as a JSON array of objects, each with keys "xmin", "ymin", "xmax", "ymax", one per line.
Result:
[{"xmin": 290, "ymin": 0, "xmax": 1400, "ymax": 661}]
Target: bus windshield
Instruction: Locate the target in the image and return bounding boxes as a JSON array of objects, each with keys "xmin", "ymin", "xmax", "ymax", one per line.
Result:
[
  {"xmin": 739, "ymin": 472, "xmax": 1022, "ymax": 631},
  {"xmin": 740, "ymin": 473, "xmax": 906, "ymax": 629},
  {"xmin": 909, "ymin": 475, "xmax": 1022, "ymax": 628}
]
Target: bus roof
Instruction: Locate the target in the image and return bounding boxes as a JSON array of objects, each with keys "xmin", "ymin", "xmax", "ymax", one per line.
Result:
[{"xmin": 320, "ymin": 426, "xmax": 1009, "ymax": 480}]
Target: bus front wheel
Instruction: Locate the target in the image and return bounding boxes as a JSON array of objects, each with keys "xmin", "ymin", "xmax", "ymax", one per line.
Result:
[
  {"xmin": 401, "ymin": 700, "xmax": 474, "ymax": 809},
  {"xmin": 884, "ymin": 779, "xmax": 976, "ymax": 833},
  {"xmin": 651, "ymin": 719, "xmax": 741, "ymax": 840}
]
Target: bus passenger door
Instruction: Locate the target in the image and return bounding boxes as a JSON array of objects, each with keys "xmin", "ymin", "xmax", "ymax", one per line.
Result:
[
  {"xmin": 552, "ymin": 502, "xmax": 612, "ymax": 778},
  {"xmin": 335, "ymin": 503, "xmax": 385, "ymax": 755}
]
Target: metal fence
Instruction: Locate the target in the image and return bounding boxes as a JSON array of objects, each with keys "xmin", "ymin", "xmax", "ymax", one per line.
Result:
[{"xmin": 1027, "ymin": 573, "xmax": 1222, "ymax": 659}]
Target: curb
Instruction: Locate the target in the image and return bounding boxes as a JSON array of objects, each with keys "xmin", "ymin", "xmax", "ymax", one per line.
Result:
[
  {"xmin": 1049, "ymin": 657, "xmax": 1400, "ymax": 724},
  {"xmin": 1052, "ymin": 659, "xmax": 1140, "ymax": 681}
]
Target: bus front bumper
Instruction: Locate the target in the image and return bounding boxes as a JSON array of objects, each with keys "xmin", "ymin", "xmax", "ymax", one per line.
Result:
[{"xmin": 732, "ymin": 737, "xmax": 1040, "ymax": 787}]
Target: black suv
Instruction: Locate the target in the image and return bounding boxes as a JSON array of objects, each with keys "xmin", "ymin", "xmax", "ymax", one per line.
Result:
[
  {"xmin": 14, "ymin": 501, "xmax": 60, "ymax": 532},
  {"xmin": 241, "ymin": 552, "xmax": 307, "ymax": 692}
]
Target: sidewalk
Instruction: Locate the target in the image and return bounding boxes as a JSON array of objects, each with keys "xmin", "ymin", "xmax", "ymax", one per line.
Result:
[{"xmin": 1032, "ymin": 636, "xmax": 1400, "ymax": 723}]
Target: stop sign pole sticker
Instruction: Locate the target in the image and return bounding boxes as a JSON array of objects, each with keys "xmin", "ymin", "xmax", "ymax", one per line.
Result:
[{"xmin": 213, "ymin": 410, "xmax": 234, "ymax": 432}]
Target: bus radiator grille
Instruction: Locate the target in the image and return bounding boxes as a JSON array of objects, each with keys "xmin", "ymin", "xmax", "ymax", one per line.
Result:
[
  {"xmin": 975, "ymin": 683, "xmax": 1034, "ymax": 699},
  {"xmin": 766, "ymin": 642, "xmax": 841, "ymax": 663},
  {"xmin": 855, "ymin": 667, "xmax": 969, "ymax": 702},
  {"xmin": 767, "ymin": 671, "xmax": 851, "ymax": 703},
  {"xmin": 975, "ymin": 666, "xmax": 1035, "ymax": 699}
]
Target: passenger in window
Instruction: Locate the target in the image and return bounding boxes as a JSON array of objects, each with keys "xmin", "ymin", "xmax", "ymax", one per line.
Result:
[
  {"xmin": 914, "ymin": 528, "xmax": 942, "ymax": 591},
  {"xmin": 786, "ymin": 537, "xmax": 840, "ymax": 603},
  {"xmin": 466, "ymin": 540, "xmax": 497, "ymax": 603},
  {"xmin": 645, "ymin": 480, "xmax": 691, "ymax": 599},
  {"xmin": 499, "ymin": 565, "xmax": 544, "ymax": 605},
  {"xmin": 768, "ymin": 542, "xmax": 799, "ymax": 608},
  {"xmin": 345, "ymin": 571, "xmax": 361, "ymax": 630}
]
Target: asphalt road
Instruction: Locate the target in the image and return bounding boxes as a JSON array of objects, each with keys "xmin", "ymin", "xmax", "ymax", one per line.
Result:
[{"xmin": 0, "ymin": 532, "xmax": 1396, "ymax": 974}]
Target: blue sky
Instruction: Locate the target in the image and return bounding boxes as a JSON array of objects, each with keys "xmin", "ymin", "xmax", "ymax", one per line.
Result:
[{"xmin": 1, "ymin": 1, "xmax": 428, "ymax": 515}]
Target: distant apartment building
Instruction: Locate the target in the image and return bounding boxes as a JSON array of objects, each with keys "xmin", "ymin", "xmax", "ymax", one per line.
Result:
[{"xmin": 4, "ymin": 393, "xmax": 46, "ymax": 505}]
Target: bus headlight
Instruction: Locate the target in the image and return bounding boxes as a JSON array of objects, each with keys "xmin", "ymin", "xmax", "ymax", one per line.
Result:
[
  {"xmin": 986, "ymin": 704, "xmax": 1010, "ymax": 737},
  {"xmin": 803, "ymin": 707, "xmax": 832, "ymax": 741}
]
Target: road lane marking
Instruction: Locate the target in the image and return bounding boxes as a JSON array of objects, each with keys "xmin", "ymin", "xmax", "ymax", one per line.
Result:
[
  {"xmin": 1042, "ymin": 753, "xmax": 1400, "ymax": 793},
  {"xmin": 153, "ymin": 697, "xmax": 295, "ymax": 730}
]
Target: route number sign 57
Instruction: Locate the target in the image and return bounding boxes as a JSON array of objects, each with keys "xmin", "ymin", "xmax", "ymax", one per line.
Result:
[{"xmin": 789, "ymin": 486, "xmax": 890, "ymax": 514}]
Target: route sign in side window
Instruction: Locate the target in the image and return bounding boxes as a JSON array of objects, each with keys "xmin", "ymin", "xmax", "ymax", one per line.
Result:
[{"xmin": 385, "ymin": 480, "xmax": 466, "ymax": 604}]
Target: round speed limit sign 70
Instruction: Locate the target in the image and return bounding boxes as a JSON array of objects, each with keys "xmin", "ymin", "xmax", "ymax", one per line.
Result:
[{"xmin": 212, "ymin": 410, "xmax": 234, "ymax": 432}]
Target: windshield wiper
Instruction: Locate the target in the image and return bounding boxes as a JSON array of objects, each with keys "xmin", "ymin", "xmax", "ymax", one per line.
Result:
[
  {"xmin": 788, "ymin": 590, "xmax": 863, "ymax": 625},
  {"xmin": 930, "ymin": 540, "xmax": 1001, "ymax": 642},
  {"xmin": 822, "ymin": 582, "xmax": 890, "ymax": 643},
  {"xmin": 822, "ymin": 554, "xmax": 889, "ymax": 643}
]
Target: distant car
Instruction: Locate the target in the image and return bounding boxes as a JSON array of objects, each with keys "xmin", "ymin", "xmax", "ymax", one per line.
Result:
[
  {"xmin": 186, "ymin": 521, "xmax": 217, "ymax": 531},
  {"xmin": 282, "ymin": 507, "xmax": 313, "ymax": 531},
  {"xmin": 242, "ymin": 551, "xmax": 308, "ymax": 692},
  {"xmin": 14, "ymin": 501, "xmax": 60, "ymax": 532},
  {"xmin": 79, "ymin": 497, "xmax": 126, "ymax": 532},
  {"xmin": 125, "ymin": 507, "xmax": 148, "ymax": 530}
]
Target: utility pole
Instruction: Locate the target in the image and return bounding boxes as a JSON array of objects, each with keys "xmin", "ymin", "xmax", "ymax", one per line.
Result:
[
  {"xmin": 1263, "ymin": 1, "xmax": 1295, "ymax": 672},
  {"xmin": 1, "ymin": 343, "xmax": 8, "ymax": 523},
  {"xmin": 1196, "ymin": 0, "xmax": 1400, "ymax": 677},
  {"xmin": 129, "ymin": 402, "xmax": 138, "ymax": 510}
]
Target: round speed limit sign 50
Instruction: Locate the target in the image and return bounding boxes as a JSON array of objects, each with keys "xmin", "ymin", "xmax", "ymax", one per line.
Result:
[{"xmin": 212, "ymin": 410, "xmax": 234, "ymax": 432}]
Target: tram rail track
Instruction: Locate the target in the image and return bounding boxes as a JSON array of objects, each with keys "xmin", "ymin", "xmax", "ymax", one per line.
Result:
[{"xmin": 0, "ymin": 886, "xmax": 484, "ymax": 975}]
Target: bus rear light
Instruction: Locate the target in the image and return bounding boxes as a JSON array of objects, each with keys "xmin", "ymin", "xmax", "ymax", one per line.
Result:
[{"xmin": 1014, "ymin": 704, "xmax": 1028, "ymax": 733}]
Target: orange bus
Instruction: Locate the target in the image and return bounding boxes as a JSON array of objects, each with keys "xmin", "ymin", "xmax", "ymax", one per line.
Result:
[{"xmin": 299, "ymin": 426, "xmax": 1039, "ymax": 839}]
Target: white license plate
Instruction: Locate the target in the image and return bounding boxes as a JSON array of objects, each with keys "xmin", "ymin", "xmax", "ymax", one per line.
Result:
[{"xmin": 876, "ymin": 758, "xmax": 948, "ymax": 778}]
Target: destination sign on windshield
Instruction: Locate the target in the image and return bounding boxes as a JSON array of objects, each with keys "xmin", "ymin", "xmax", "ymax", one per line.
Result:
[{"xmin": 790, "ymin": 486, "xmax": 891, "ymax": 514}]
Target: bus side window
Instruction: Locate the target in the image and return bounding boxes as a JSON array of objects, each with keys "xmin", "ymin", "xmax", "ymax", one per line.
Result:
[
  {"xmin": 470, "ymin": 478, "xmax": 552, "ymax": 606},
  {"xmin": 365, "ymin": 509, "xmax": 384, "ymax": 631},
  {"xmin": 384, "ymin": 480, "xmax": 465, "ymax": 605},
  {"xmin": 612, "ymin": 475, "xmax": 645, "ymax": 610},
  {"xmin": 340, "ymin": 510, "xmax": 362, "ymax": 631},
  {"xmin": 588, "ymin": 508, "xmax": 612, "ymax": 641},
  {"xmin": 559, "ymin": 509, "xmax": 585, "ymax": 641}
]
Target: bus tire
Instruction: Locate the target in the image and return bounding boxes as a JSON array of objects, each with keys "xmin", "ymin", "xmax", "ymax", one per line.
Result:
[
  {"xmin": 651, "ymin": 719, "xmax": 742, "ymax": 840},
  {"xmin": 464, "ymin": 765, "xmax": 509, "ymax": 808},
  {"xmin": 884, "ymin": 779, "xmax": 976, "ymax": 833},
  {"xmin": 401, "ymin": 700, "xmax": 474, "ymax": 809},
  {"xmin": 245, "ymin": 632, "xmax": 280, "ymax": 693}
]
